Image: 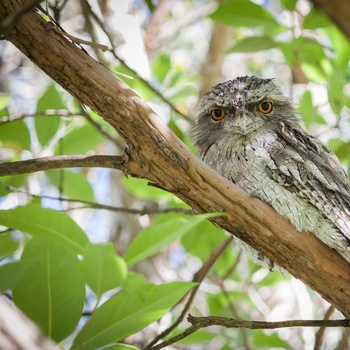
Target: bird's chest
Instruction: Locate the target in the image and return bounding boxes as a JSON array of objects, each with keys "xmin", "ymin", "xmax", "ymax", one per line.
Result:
[{"xmin": 203, "ymin": 131, "xmax": 278, "ymax": 192}]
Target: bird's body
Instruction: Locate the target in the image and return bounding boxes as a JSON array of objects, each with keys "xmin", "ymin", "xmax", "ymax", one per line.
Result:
[{"xmin": 193, "ymin": 76, "xmax": 350, "ymax": 265}]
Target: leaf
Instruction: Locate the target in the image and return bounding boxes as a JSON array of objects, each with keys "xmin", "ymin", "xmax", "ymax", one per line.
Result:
[
  {"xmin": 70, "ymin": 281, "xmax": 196, "ymax": 350},
  {"xmin": 228, "ymin": 36, "xmax": 278, "ymax": 53},
  {"xmin": 253, "ymin": 330, "xmax": 293, "ymax": 349},
  {"xmin": 81, "ymin": 243, "xmax": 127, "ymax": 296},
  {"xmin": 103, "ymin": 345, "xmax": 140, "ymax": 350},
  {"xmin": 153, "ymin": 53, "xmax": 171, "ymax": 82},
  {"xmin": 0, "ymin": 232, "xmax": 19, "ymax": 259},
  {"xmin": 303, "ymin": 7, "xmax": 329, "ymax": 29},
  {"xmin": 47, "ymin": 169, "xmax": 95, "ymax": 202},
  {"xmin": 328, "ymin": 26, "xmax": 350, "ymax": 70},
  {"xmin": 12, "ymin": 238, "xmax": 86, "ymax": 342},
  {"xmin": 122, "ymin": 177, "xmax": 176, "ymax": 201},
  {"xmin": 0, "ymin": 261, "xmax": 23, "ymax": 292},
  {"xmin": 54, "ymin": 122, "xmax": 104, "ymax": 155},
  {"xmin": 0, "ymin": 119, "xmax": 30, "ymax": 151},
  {"xmin": 296, "ymin": 90, "xmax": 326, "ymax": 128},
  {"xmin": 35, "ymin": 84, "xmax": 66, "ymax": 146},
  {"xmin": 280, "ymin": 0, "xmax": 297, "ymax": 11},
  {"xmin": 124, "ymin": 213, "xmax": 222, "ymax": 266},
  {"xmin": 210, "ymin": 0, "xmax": 282, "ymax": 29},
  {"xmin": 0, "ymin": 203, "xmax": 89, "ymax": 254}
]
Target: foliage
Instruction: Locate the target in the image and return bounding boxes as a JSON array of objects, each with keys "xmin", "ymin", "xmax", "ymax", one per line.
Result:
[{"xmin": 0, "ymin": 0, "xmax": 349, "ymax": 349}]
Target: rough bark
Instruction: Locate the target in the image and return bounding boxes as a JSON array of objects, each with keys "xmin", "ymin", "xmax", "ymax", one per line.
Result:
[{"xmin": 0, "ymin": 0, "xmax": 349, "ymax": 319}]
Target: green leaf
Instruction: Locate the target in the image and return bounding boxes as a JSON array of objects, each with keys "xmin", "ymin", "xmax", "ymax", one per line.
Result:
[
  {"xmin": 71, "ymin": 281, "xmax": 196, "ymax": 350},
  {"xmin": 296, "ymin": 90, "xmax": 326, "ymax": 128},
  {"xmin": 54, "ymin": 122, "xmax": 104, "ymax": 155},
  {"xmin": 0, "ymin": 174, "xmax": 28, "ymax": 196},
  {"xmin": 0, "ymin": 232, "xmax": 19, "ymax": 259},
  {"xmin": 47, "ymin": 169, "xmax": 95, "ymax": 202},
  {"xmin": 328, "ymin": 65, "xmax": 346, "ymax": 115},
  {"xmin": 103, "ymin": 345, "xmax": 140, "ymax": 350},
  {"xmin": 0, "ymin": 119, "xmax": 30, "ymax": 151},
  {"xmin": 228, "ymin": 36, "xmax": 278, "ymax": 53},
  {"xmin": 0, "ymin": 93, "xmax": 10, "ymax": 110},
  {"xmin": 253, "ymin": 330, "xmax": 293, "ymax": 349},
  {"xmin": 153, "ymin": 53, "xmax": 171, "ymax": 82},
  {"xmin": 303, "ymin": 7, "xmax": 329, "ymax": 29},
  {"xmin": 13, "ymin": 238, "xmax": 86, "ymax": 342},
  {"xmin": 81, "ymin": 243, "xmax": 127, "ymax": 296},
  {"xmin": 328, "ymin": 26, "xmax": 350, "ymax": 70},
  {"xmin": 280, "ymin": 0, "xmax": 297, "ymax": 11},
  {"xmin": 0, "ymin": 261, "xmax": 23, "ymax": 292},
  {"xmin": 210, "ymin": 0, "xmax": 282, "ymax": 29},
  {"xmin": 0, "ymin": 203, "xmax": 89, "ymax": 254},
  {"xmin": 35, "ymin": 84, "xmax": 66, "ymax": 146},
  {"xmin": 124, "ymin": 213, "xmax": 222, "ymax": 266},
  {"xmin": 122, "ymin": 177, "xmax": 177, "ymax": 201}
]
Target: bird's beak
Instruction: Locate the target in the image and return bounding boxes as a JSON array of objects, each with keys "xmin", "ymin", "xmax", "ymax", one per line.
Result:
[{"xmin": 229, "ymin": 114, "xmax": 264, "ymax": 135}]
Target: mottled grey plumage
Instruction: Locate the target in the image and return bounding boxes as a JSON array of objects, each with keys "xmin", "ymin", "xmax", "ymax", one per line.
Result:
[{"xmin": 193, "ymin": 76, "xmax": 350, "ymax": 266}]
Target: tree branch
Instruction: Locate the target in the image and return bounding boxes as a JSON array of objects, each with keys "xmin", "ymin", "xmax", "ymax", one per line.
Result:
[
  {"xmin": 311, "ymin": 0, "xmax": 350, "ymax": 42},
  {"xmin": 0, "ymin": 155, "xmax": 124, "ymax": 176},
  {"xmin": 1, "ymin": 0, "xmax": 350, "ymax": 318},
  {"xmin": 149, "ymin": 315, "xmax": 350, "ymax": 350}
]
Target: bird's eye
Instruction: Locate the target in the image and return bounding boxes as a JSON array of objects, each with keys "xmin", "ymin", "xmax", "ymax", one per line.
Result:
[
  {"xmin": 211, "ymin": 108, "xmax": 226, "ymax": 121},
  {"xmin": 258, "ymin": 101, "xmax": 273, "ymax": 114}
]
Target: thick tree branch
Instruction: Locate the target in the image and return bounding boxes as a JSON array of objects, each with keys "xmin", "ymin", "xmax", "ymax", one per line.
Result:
[
  {"xmin": 0, "ymin": 155, "xmax": 124, "ymax": 176},
  {"xmin": 1, "ymin": 0, "xmax": 350, "ymax": 318}
]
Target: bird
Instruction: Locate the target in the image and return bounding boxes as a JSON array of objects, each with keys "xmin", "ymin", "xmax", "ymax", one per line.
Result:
[{"xmin": 192, "ymin": 75, "xmax": 350, "ymax": 267}]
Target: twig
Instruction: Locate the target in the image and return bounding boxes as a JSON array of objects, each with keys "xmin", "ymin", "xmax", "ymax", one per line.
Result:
[
  {"xmin": 148, "ymin": 316, "xmax": 350, "ymax": 350},
  {"xmin": 144, "ymin": 235, "xmax": 234, "ymax": 349},
  {"xmin": 0, "ymin": 110, "xmax": 78, "ymax": 124},
  {"xmin": 0, "ymin": 183, "xmax": 194, "ymax": 216},
  {"xmin": 314, "ymin": 305, "xmax": 335, "ymax": 350},
  {"xmin": 0, "ymin": 155, "xmax": 125, "ymax": 176},
  {"xmin": 83, "ymin": 0, "xmax": 190, "ymax": 121}
]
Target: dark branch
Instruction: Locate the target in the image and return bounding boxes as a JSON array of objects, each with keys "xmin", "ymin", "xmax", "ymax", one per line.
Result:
[
  {"xmin": 149, "ymin": 316, "xmax": 350, "ymax": 350},
  {"xmin": 0, "ymin": 155, "xmax": 125, "ymax": 176}
]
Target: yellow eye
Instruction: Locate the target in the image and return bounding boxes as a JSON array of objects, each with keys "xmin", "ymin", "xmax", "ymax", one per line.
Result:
[
  {"xmin": 258, "ymin": 101, "xmax": 273, "ymax": 114},
  {"xmin": 211, "ymin": 108, "xmax": 225, "ymax": 121}
]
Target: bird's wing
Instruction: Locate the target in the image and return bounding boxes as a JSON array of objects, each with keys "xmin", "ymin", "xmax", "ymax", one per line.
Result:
[{"xmin": 266, "ymin": 121, "xmax": 350, "ymax": 241}]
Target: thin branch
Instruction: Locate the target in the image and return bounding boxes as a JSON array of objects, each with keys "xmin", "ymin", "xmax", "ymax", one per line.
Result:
[
  {"xmin": 0, "ymin": 155, "xmax": 125, "ymax": 176},
  {"xmin": 0, "ymin": 183, "xmax": 194, "ymax": 216},
  {"xmin": 314, "ymin": 305, "xmax": 335, "ymax": 350},
  {"xmin": 83, "ymin": 0, "xmax": 190, "ymax": 121},
  {"xmin": 144, "ymin": 235, "xmax": 234, "ymax": 349},
  {"xmin": 149, "ymin": 316, "xmax": 350, "ymax": 350},
  {"xmin": 0, "ymin": 109, "xmax": 78, "ymax": 124}
]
